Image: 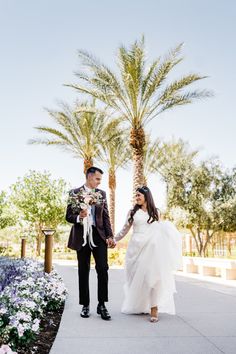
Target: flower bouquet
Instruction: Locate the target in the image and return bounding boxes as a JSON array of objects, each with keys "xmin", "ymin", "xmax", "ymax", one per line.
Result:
[
  {"xmin": 67, "ymin": 188, "xmax": 104, "ymax": 214},
  {"xmin": 67, "ymin": 188, "xmax": 104, "ymax": 248}
]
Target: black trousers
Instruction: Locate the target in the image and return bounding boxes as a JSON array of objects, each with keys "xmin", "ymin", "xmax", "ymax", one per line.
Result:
[{"xmin": 76, "ymin": 226, "xmax": 108, "ymax": 306}]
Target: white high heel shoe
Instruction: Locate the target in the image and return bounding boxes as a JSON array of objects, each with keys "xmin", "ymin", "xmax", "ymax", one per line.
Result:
[{"xmin": 150, "ymin": 315, "xmax": 159, "ymax": 322}]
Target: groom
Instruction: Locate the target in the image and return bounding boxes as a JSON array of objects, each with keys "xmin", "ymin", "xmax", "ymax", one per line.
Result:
[{"xmin": 66, "ymin": 166, "xmax": 115, "ymax": 320}]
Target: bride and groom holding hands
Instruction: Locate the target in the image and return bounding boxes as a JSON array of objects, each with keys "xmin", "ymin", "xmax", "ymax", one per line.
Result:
[{"xmin": 66, "ymin": 166, "xmax": 182, "ymax": 323}]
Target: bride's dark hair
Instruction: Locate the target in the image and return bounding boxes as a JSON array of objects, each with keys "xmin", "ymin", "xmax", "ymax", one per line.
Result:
[{"xmin": 128, "ymin": 186, "xmax": 160, "ymax": 224}]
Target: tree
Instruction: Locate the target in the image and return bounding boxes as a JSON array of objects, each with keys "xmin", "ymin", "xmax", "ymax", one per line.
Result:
[
  {"xmin": 166, "ymin": 159, "xmax": 236, "ymax": 257},
  {"xmin": 0, "ymin": 191, "xmax": 16, "ymax": 230},
  {"xmin": 100, "ymin": 119, "xmax": 131, "ymax": 232},
  {"xmin": 212, "ymin": 168, "xmax": 236, "ymax": 233},
  {"xmin": 150, "ymin": 138, "xmax": 198, "ymax": 193},
  {"xmin": 10, "ymin": 171, "xmax": 68, "ymax": 256},
  {"xmin": 66, "ymin": 37, "xmax": 212, "ymax": 195},
  {"xmin": 29, "ymin": 100, "xmax": 119, "ymax": 173}
]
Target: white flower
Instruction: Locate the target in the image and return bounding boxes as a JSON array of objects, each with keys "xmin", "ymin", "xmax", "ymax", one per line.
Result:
[
  {"xmin": 32, "ymin": 291, "xmax": 39, "ymax": 299},
  {"xmin": 84, "ymin": 196, "xmax": 92, "ymax": 204},
  {"xmin": 16, "ymin": 311, "xmax": 31, "ymax": 322},
  {"xmin": 0, "ymin": 257, "xmax": 67, "ymax": 347},
  {"xmin": 19, "ymin": 280, "xmax": 28, "ymax": 287},
  {"xmin": 21, "ymin": 289, "xmax": 30, "ymax": 296},
  {"xmin": 26, "ymin": 301, "xmax": 37, "ymax": 309},
  {"xmin": 32, "ymin": 318, "xmax": 40, "ymax": 332},
  {"xmin": 0, "ymin": 344, "xmax": 17, "ymax": 354},
  {"xmin": 27, "ymin": 277, "xmax": 35, "ymax": 285},
  {"xmin": 17, "ymin": 323, "xmax": 25, "ymax": 337},
  {"xmin": 9, "ymin": 316, "xmax": 19, "ymax": 327},
  {"xmin": 80, "ymin": 203, "xmax": 88, "ymax": 210}
]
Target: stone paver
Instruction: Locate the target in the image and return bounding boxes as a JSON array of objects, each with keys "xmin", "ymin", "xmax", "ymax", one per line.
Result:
[{"xmin": 50, "ymin": 263, "xmax": 236, "ymax": 354}]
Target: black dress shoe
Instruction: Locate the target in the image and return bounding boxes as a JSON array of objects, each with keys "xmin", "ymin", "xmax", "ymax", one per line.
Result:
[
  {"xmin": 97, "ymin": 304, "xmax": 111, "ymax": 320},
  {"xmin": 80, "ymin": 306, "xmax": 90, "ymax": 318}
]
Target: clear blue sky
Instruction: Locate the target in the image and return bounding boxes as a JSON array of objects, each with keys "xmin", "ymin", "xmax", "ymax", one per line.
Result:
[{"xmin": 0, "ymin": 0, "xmax": 235, "ymax": 229}]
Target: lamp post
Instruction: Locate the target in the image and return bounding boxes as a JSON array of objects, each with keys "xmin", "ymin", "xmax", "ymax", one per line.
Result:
[
  {"xmin": 42, "ymin": 228, "xmax": 55, "ymax": 273},
  {"xmin": 21, "ymin": 236, "xmax": 26, "ymax": 258}
]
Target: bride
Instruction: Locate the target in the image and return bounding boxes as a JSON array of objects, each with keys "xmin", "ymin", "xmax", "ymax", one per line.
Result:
[{"xmin": 115, "ymin": 186, "xmax": 182, "ymax": 322}]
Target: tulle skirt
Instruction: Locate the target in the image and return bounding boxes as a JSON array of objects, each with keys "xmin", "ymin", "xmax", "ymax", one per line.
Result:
[{"xmin": 122, "ymin": 221, "xmax": 182, "ymax": 315}]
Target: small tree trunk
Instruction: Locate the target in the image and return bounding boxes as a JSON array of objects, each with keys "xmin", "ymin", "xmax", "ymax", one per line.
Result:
[
  {"xmin": 227, "ymin": 234, "xmax": 232, "ymax": 256},
  {"xmin": 36, "ymin": 233, "xmax": 42, "ymax": 257},
  {"xmin": 203, "ymin": 230, "xmax": 215, "ymax": 257},
  {"xmin": 190, "ymin": 227, "xmax": 202, "ymax": 256},
  {"xmin": 109, "ymin": 169, "xmax": 116, "ymax": 233},
  {"xmin": 203, "ymin": 246, "xmax": 208, "ymax": 257},
  {"xmin": 211, "ymin": 238, "xmax": 216, "ymax": 257},
  {"xmin": 84, "ymin": 158, "xmax": 93, "ymax": 174},
  {"xmin": 36, "ymin": 222, "xmax": 43, "ymax": 257},
  {"xmin": 130, "ymin": 127, "xmax": 146, "ymax": 203}
]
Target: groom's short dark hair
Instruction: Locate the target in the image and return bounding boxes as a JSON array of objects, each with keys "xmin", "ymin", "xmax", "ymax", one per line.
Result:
[{"xmin": 86, "ymin": 166, "xmax": 104, "ymax": 178}]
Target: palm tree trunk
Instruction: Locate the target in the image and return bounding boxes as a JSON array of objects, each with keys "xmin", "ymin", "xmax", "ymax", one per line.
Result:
[
  {"xmin": 84, "ymin": 158, "xmax": 93, "ymax": 174},
  {"xmin": 130, "ymin": 127, "xmax": 146, "ymax": 202},
  {"xmin": 108, "ymin": 169, "xmax": 116, "ymax": 233}
]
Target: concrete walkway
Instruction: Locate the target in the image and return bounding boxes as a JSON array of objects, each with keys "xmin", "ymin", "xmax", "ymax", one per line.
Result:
[{"xmin": 50, "ymin": 263, "xmax": 236, "ymax": 354}]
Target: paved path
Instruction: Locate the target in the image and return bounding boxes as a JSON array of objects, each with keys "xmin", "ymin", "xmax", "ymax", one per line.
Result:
[{"xmin": 50, "ymin": 263, "xmax": 236, "ymax": 354}]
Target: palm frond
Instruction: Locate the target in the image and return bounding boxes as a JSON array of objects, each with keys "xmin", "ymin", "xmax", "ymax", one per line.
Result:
[
  {"xmin": 158, "ymin": 74, "xmax": 208, "ymax": 103},
  {"xmin": 66, "ymin": 38, "xmax": 212, "ymax": 131},
  {"xmin": 29, "ymin": 138, "xmax": 65, "ymax": 146},
  {"xmin": 141, "ymin": 43, "xmax": 184, "ymax": 103},
  {"xmin": 77, "ymin": 50, "xmax": 133, "ymax": 118},
  {"xmin": 144, "ymin": 89, "xmax": 213, "ymax": 125},
  {"xmin": 32, "ymin": 126, "xmax": 71, "ymax": 144},
  {"xmin": 30, "ymin": 101, "xmax": 122, "ymax": 163},
  {"xmin": 141, "ymin": 58, "xmax": 160, "ymax": 98},
  {"xmin": 143, "ymin": 137, "xmax": 162, "ymax": 178}
]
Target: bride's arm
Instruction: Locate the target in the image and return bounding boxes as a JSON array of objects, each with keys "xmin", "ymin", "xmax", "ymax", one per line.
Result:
[{"xmin": 115, "ymin": 210, "xmax": 132, "ymax": 242}]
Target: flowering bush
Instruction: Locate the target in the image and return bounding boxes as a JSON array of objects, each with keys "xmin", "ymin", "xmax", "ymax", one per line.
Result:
[
  {"xmin": 0, "ymin": 344, "xmax": 17, "ymax": 354},
  {"xmin": 0, "ymin": 257, "xmax": 67, "ymax": 351}
]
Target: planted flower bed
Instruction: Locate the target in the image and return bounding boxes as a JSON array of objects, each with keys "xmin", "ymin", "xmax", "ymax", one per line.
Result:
[{"xmin": 0, "ymin": 257, "xmax": 67, "ymax": 353}]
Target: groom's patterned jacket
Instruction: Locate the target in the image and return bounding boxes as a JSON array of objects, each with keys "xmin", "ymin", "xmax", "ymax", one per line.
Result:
[{"xmin": 66, "ymin": 186, "xmax": 114, "ymax": 251}]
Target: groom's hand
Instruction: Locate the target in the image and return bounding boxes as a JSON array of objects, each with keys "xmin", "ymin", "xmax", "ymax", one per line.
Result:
[
  {"xmin": 79, "ymin": 209, "xmax": 88, "ymax": 218},
  {"xmin": 106, "ymin": 237, "xmax": 116, "ymax": 248}
]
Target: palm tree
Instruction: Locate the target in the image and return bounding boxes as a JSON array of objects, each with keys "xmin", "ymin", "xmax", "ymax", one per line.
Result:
[
  {"xmin": 66, "ymin": 37, "xmax": 212, "ymax": 196},
  {"xmin": 143, "ymin": 137, "xmax": 161, "ymax": 186},
  {"xmin": 100, "ymin": 120, "xmax": 131, "ymax": 232},
  {"xmin": 29, "ymin": 100, "xmax": 119, "ymax": 173}
]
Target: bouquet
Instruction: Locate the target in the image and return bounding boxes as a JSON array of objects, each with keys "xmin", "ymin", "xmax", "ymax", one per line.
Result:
[
  {"xmin": 68, "ymin": 188, "xmax": 104, "ymax": 214},
  {"xmin": 67, "ymin": 188, "xmax": 104, "ymax": 248}
]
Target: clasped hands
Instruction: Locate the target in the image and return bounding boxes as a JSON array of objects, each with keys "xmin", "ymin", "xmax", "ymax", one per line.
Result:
[{"xmin": 106, "ymin": 237, "xmax": 116, "ymax": 249}]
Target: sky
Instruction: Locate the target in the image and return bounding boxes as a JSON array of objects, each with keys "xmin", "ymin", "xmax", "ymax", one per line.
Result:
[{"xmin": 0, "ymin": 0, "xmax": 236, "ymax": 230}]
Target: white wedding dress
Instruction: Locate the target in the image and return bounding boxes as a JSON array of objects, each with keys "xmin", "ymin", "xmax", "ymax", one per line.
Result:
[{"xmin": 115, "ymin": 209, "xmax": 182, "ymax": 315}]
